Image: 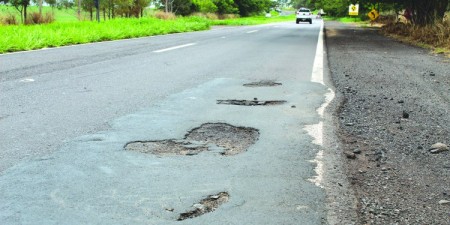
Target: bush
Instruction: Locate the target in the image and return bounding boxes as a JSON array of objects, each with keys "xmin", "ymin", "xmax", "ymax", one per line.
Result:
[
  {"xmin": 1, "ymin": 14, "xmax": 18, "ymax": 25},
  {"xmin": 154, "ymin": 11, "xmax": 177, "ymax": 20},
  {"xmin": 26, "ymin": 12, "xmax": 55, "ymax": 25},
  {"xmin": 381, "ymin": 21, "xmax": 450, "ymax": 49},
  {"xmin": 218, "ymin": 14, "xmax": 239, "ymax": 20},
  {"xmin": 191, "ymin": 12, "xmax": 219, "ymax": 20}
]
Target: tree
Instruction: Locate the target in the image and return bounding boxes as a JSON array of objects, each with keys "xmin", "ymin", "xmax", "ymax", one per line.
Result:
[
  {"xmin": 314, "ymin": 0, "xmax": 351, "ymax": 17},
  {"xmin": 291, "ymin": 0, "xmax": 314, "ymax": 9},
  {"xmin": 9, "ymin": 0, "xmax": 30, "ymax": 23},
  {"xmin": 192, "ymin": 0, "xmax": 217, "ymax": 13},
  {"xmin": 316, "ymin": 0, "xmax": 449, "ymax": 25},
  {"xmin": 56, "ymin": 0, "xmax": 74, "ymax": 10},
  {"xmin": 156, "ymin": 0, "xmax": 193, "ymax": 15},
  {"xmin": 79, "ymin": 0, "xmax": 94, "ymax": 19},
  {"xmin": 234, "ymin": 0, "xmax": 272, "ymax": 16},
  {"xmin": 366, "ymin": 0, "xmax": 449, "ymax": 25},
  {"xmin": 214, "ymin": 0, "xmax": 238, "ymax": 15},
  {"xmin": 45, "ymin": 0, "xmax": 57, "ymax": 9}
]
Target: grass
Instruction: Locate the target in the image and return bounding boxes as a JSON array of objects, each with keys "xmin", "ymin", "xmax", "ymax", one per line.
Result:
[
  {"xmin": 325, "ymin": 13, "xmax": 450, "ymax": 57},
  {"xmin": 0, "ymin": 17, "xmax": 211, "ymax": 53},
  {"xmin": 0, "ymin": 6, "xmax": 295, "ymax": 54},
  {"xmin": 0, "ymin": 5, "xmax": 82, "ymax": 22},
  {"xmin": 323, "ymin": 16, "xmax": 362, "ymax": 23},
  {"xmin": 210, "ymin": 14, "xmax": 294, "ymax": 26},
  {"xmin": 381, "ymin": 21, "xmax": 450, "ymax": 57}
]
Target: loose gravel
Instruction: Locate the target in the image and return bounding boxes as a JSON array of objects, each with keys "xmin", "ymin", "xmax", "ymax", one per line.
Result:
[{"xmin": 325, "ymin": 21, "xmax": 450, "ymax": 225}]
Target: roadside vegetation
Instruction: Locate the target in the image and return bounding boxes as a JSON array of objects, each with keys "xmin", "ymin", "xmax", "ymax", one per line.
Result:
[
  {"xmin": 309, "ymin": 0, "xmax": 449, "ymax": 56},
  {"xmin": 0, "ymin": 0, "xmax": 297, "ymax": 53},
  {"xmin": 380, "ymin": 15, "xmax": 450, "ymax": 56},
  {"xmin": 1, "ymin": 0, "xmax": 448, "ymax": 55}
]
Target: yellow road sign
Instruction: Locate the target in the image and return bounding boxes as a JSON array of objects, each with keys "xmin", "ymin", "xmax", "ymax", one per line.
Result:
[
  {"xmin": 349, "ymin": 4, "xmax": 359, "ymax": 16},
  {"xmin": 368, "ymin": 9, "xmax": 379, "ymax": 21}
]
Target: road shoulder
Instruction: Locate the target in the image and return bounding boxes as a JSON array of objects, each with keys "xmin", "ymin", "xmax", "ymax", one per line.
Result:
[{"xmin": 325, "ymin": 21, "xmax": 450, "ymax": 224}]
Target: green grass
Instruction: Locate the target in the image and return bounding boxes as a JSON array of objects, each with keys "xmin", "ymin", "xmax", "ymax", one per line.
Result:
[
  {"xmin": 0, "ymin": 17, "xmax": 210, "ymax": 53},
  {"xmin": 0, "ymin": 5, "xmax": 295, "ymax": 54},
  {"xmin": 323, "ymin": 16, "xmax": 363, "ymax": 23},
  {"xmin": 0, "ymin": 5, "xmax": 82, "ymax": 22},
  {"xmin": 210, "ymin": 14, "xmax": 294, "ymax": 26}
]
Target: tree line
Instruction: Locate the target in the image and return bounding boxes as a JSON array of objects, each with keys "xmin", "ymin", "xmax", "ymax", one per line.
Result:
[
  {"xmin": 0, "ymin": 0, "xmax": 277, "ymax": 23},
  {"xmin": 291, "ymin": 0, "xmax": 449, "ymax": 25}
]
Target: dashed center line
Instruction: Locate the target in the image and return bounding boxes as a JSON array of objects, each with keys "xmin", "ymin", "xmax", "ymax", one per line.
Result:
[
  {"xmin": 246, "ymin": 30, "xmax": 259, "ymax": 34},
  {"xmin": 20, "ymin": 78, "xmax": 35, "ymax": 83},
  {"xmin": 153, "ymin": 43, "xmax": 196, "ymax": 53}
]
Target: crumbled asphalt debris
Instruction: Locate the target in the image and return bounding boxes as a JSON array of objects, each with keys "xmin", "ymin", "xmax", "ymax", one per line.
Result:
[
  {"xmin": 177, "ymin": 192, "xmax": 229, "ymax": 221},
  {"xmin": 326, "ymin": 21, "xmax": 450, "ymax": 224}
]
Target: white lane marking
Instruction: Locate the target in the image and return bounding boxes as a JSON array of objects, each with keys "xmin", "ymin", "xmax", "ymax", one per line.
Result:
[
  {"xmin": 20, "ymin": 78, "xmax": 35, "ymax": 82},
  {"xmin": 153, "ymin": 43, "xmax": 196, "ymax": 53},
  {"xmin": 246, "ymin": 30, "xmax": 258, "ymax": 34},
  {"xmin": 311, "ymin": 21, "xmax": 324, "ymax": 85},
  {"xmin": 317, "ymin": 89, "xmax": 335, "ymax": 117},
  {"xmin": 305, "ymin": 20, "xmax": 336, "ymax": 189}
]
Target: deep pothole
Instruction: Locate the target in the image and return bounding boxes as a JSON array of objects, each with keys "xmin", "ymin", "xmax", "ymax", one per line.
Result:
[
  {"xmin": 217, "ymin": 99, "xmax": 286, "ymax": 106},
  {"xmin": 124, "ymin": 123, "xmax": 259, "ymax": 156},
  {"xmin": 177, "ymin": 192, "xmax": 229, "ymax": 221},
  {"xmin": 243, "ymin": 80, "xmax": 282, "ymax": 87}
]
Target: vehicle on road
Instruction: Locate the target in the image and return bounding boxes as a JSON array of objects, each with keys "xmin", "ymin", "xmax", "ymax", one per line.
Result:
[{"xmin": 296, "ymin": 8, "xmax": 312, "ymax": 24}]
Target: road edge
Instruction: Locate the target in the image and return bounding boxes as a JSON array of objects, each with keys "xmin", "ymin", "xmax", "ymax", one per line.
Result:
[{"xmin": 321, "ymin": 21, "xmax": 359, "ymax": 225}]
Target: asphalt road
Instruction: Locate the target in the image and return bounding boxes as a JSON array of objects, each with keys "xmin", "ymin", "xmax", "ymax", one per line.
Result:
[{"xmin": 0, "ymin": 19, "xmax": 335, "ymax": 224}]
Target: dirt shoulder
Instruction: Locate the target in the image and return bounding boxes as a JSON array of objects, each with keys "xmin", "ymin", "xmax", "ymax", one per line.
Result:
[{"xmin": 325, "ymin": 21, "xmax": 450, "ymax": 224}]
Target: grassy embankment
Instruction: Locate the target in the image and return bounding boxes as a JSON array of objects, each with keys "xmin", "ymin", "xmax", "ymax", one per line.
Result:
[
  {"xmin": 381, "ymin": 19, "xmax": 450, "ymax": 57},
  {"xmin": 324, "ymin": 13, "xmax": 450, "ymax": 57},
  {"xmin": 0, "ymin": 6, "xmax": 295, "ymax": 54}
]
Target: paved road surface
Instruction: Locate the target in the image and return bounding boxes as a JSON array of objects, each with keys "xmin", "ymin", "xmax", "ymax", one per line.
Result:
[{"xmin": 0, "ymin": 20, "xmax": 335, "ymax": 224}]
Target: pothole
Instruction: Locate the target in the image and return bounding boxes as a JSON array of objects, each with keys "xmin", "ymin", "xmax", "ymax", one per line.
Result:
[
  {"xmin": 185, "ymin": 123, "xmax": 259, "ymax": 155},
  {"xmin": 217, "ymin": 99, "xmax": 286, "ymax": 106},
  {"xmin": 124, "ymin": 140, "xmax": 208, "ymax": 156},
  {"xmin": 177, "ymin": 192, "xmax": 229, "ymax": 221},
  {"xmin": 124, "ymin": 123, "xmax": 259, "ymax": 156},
  {"xmin": 243, "ymin": 80, "xmax": 282, "ymax": 87}
]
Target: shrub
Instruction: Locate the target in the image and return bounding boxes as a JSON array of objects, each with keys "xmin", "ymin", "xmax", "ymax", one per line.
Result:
[
  {"xmin": 381, "ymin": 21, "xmax": 450, "ymax": 49},
  {"xmin": 26, "ymin": 12, "xmax": 55, "ymax": 25},
  {"xmin": 218, "ymin": 14, "xmax": 239, "ymax": 20},
  {"xmin": 154, "ymin": 11, "xmax": 177, "ymax": 20},
  {"xmin": 191, "ymin": 12, "xmax": 219, "ymax": 20},
  {"xmin": 1, "ymin": 14, "xmax": 18, "ymax": 25},
  {"xmin": 27, "ymin": 12, "xmax": 43, "ymax": 24}
]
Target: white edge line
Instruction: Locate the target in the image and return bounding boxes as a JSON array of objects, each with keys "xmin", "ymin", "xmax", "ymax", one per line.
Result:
[
  {"xmin": 305, "ymin": 20, "xmax": 336, "ymax": 189},
  {"xmin": 153, "ymin": 43, "xmax": 196, "ymax": 53},
  {"xmin": 311, "ymin": 21, "xmax": 324, "ymax": 85},
  {"xmin": 246, "ymin": 30, "xmax": 259, "ymax": 34}
]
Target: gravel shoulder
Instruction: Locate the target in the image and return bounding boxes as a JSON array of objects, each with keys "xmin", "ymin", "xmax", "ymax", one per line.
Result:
[{"xmin": 325, "ymin": 21, "xmax": 450, "ymax": 224}]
